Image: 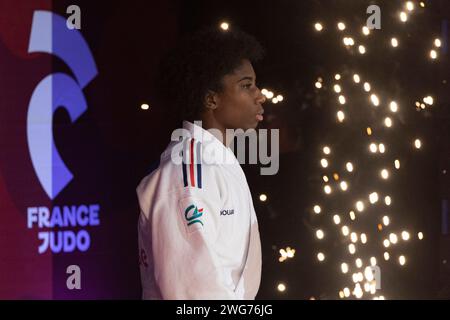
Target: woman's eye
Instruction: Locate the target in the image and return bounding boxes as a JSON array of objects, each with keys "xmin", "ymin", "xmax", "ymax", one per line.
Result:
[{"xmin": 242, "ymin": 83, "xmax": 252, "ymax": 89}]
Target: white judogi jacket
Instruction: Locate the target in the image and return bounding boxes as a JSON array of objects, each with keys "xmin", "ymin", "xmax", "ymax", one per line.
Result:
[{"xmin": 137, "ymin": 121, "xmax": 262, "ymax": 299}]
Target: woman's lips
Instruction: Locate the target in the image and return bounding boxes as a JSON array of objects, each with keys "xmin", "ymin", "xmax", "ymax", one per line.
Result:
[{"xmin": 256, "ymin": 108, "xmax": 264, "ymax": 121}]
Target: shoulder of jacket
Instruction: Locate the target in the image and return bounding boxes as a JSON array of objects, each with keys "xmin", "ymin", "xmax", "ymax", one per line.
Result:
[{"xmin": 137, "ymin": 145, "xmax": 226, "ymax": 214}]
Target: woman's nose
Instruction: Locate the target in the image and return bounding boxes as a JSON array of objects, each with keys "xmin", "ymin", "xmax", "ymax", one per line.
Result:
[{"xmin": 257, "ymin": 90, "xmax": 266, "ymax": 104}]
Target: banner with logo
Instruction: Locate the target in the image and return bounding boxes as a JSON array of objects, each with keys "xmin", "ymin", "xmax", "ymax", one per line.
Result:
[{"xmin": 0, "ymin": 0, "xmax": 177, "ymax": 299}]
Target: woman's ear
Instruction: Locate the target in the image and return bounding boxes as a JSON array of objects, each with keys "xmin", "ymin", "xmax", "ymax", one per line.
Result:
[{"xmin": 204, "ymin": 90, "xmax": 219, "ymax": 110}]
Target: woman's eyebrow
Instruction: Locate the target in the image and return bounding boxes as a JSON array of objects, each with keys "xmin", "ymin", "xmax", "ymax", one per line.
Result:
[{"xmin": 237, "ymin": 76, "xmax": 255, "ymax": 83}]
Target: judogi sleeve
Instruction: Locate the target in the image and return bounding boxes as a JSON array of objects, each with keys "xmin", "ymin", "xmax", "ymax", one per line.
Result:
[{"xmin": 149, "ymin": 183, "xmax": 236, "ymax": 300}]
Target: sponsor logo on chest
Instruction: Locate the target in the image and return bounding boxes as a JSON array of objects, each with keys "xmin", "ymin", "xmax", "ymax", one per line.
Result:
[{"xmin": 220, "ymin": 209, "xmax": 235, "ymax": 216}]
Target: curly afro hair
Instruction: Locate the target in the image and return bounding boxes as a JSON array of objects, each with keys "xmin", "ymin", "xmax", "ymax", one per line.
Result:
[{"xmin": 156, "ymin": 27, "xmax": 265, "ymax": 122}]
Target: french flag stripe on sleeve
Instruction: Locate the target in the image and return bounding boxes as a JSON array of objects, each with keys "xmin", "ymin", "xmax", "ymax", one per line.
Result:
[
  {"xmin": 189, "ymin": 139, "xmax": 195, "ymax": 187},
  {"xmin": 182, "ymin": 138, "xmax": 202, "ymax": 188},
  {"xmin": 196, "ymin": 139, "xmax": 202, "ymax": 188},
  {"xmin": 182, "ymin": 139, "xmax": 188, "ymax": 187}
]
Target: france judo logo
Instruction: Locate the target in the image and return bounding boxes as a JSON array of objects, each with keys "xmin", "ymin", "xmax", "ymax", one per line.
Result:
[
  {"xmin": 25, "ymin": 10, "xmax": 100, "ymax": 254},
  {"xmin": 184, "ymin": 204, "xmax": 204, "ymax": 227}
]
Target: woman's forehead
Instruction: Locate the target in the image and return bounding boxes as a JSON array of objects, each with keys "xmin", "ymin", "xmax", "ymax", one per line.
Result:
[
  {"xmin": 232, "ymin": 59, "xmax": 255, "ymax": 76},
  {"xmin": 224, "ymin": 60, "xmax": 256, "ymax": 82}
]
